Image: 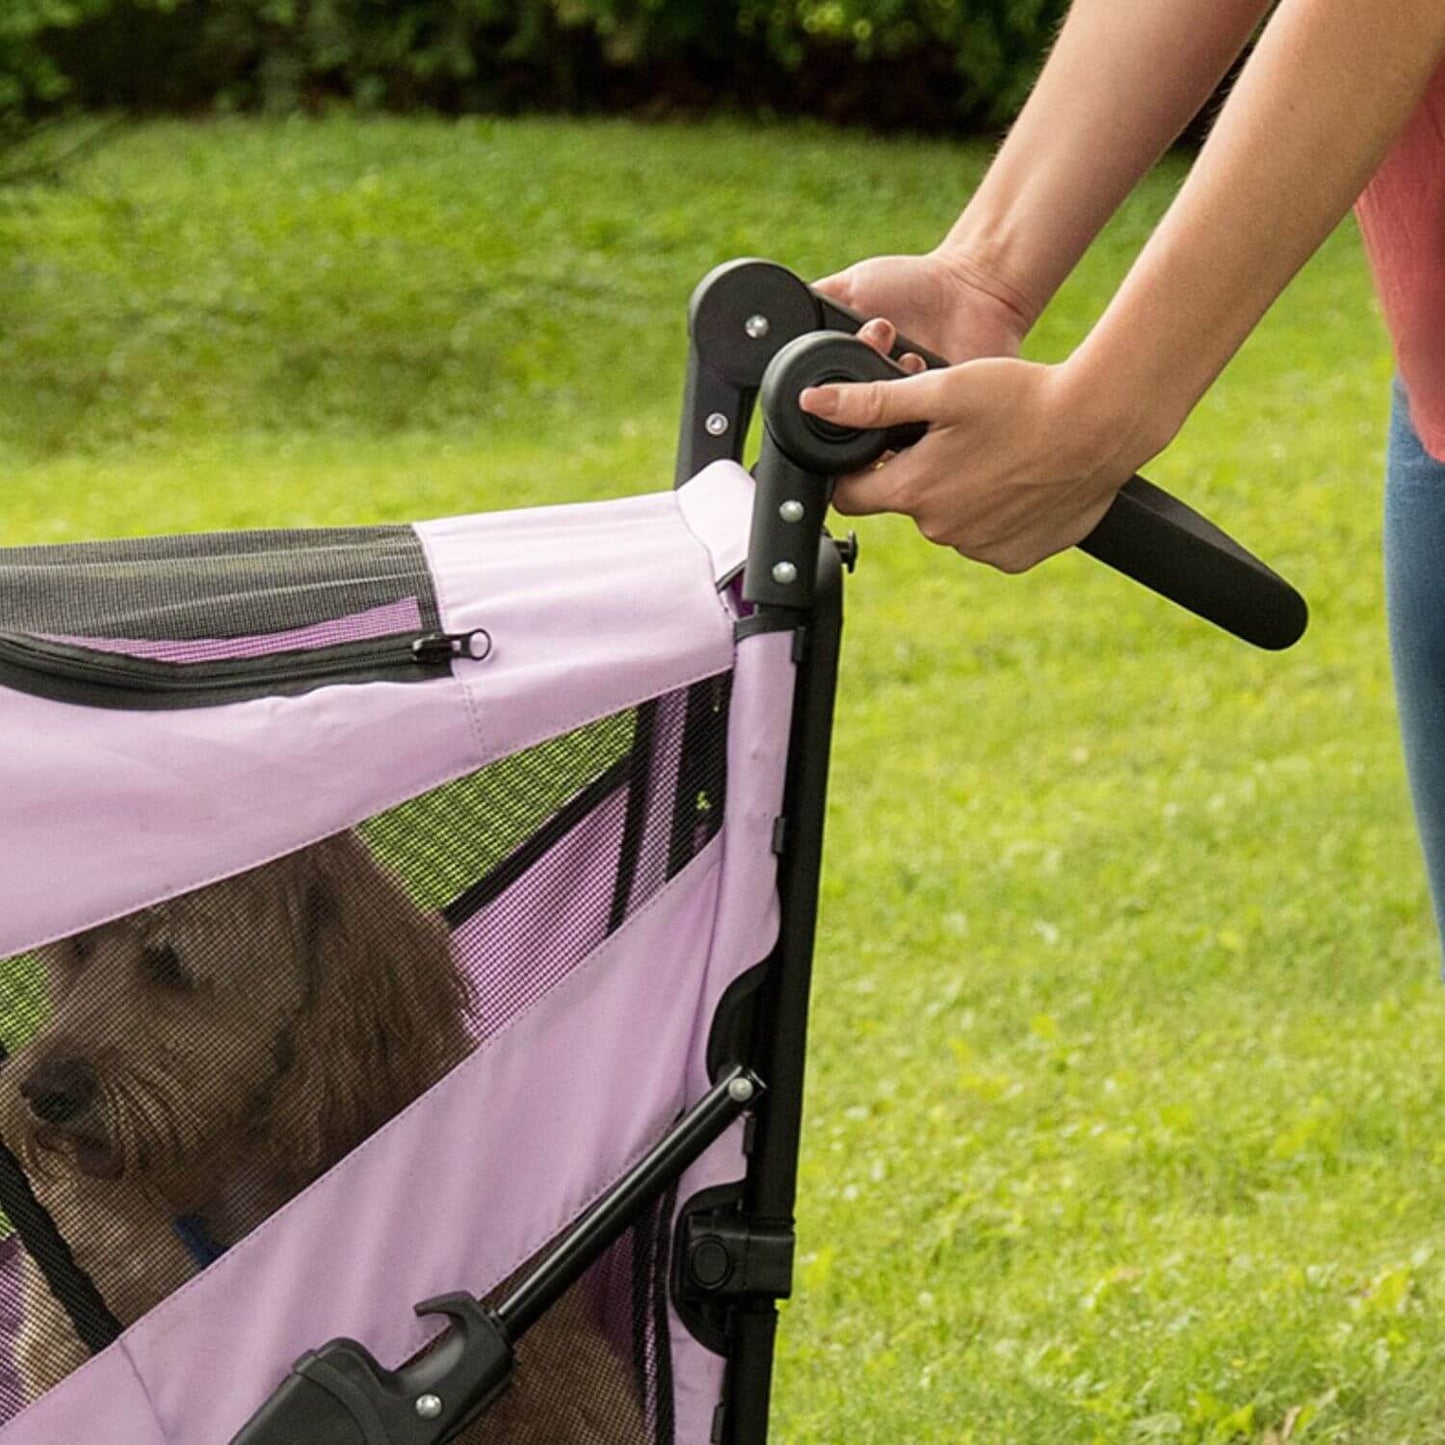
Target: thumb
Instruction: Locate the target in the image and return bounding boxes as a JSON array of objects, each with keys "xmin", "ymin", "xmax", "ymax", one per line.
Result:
[{"xmin": 799, "ymin": 369, "xmax": 947, "ymax": 431}]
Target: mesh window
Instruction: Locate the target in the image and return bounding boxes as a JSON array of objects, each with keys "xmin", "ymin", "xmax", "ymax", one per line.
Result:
[
  {"xmin": 0, "ymin": 525, "xmax": 441, "ymax": 643},
  {"xmin": 0, "ymin": 672, "xmax": 729, "ymax": 1428}
]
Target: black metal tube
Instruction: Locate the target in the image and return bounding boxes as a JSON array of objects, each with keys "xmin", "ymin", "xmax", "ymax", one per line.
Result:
[
  {"xmin": 498, "ymin": 1063, "xmax": 764, "ymax": 1339},
  {"xmin": 724, "ymin": 540, "xmax": 845, "ymax": 1445}
]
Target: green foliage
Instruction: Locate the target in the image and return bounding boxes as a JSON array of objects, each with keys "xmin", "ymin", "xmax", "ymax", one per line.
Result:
[
  {"xmin": 0, "ymin": 116, "xmax": 1423, "ymax": 1440},
  {"xmin": 12, "ymin": 0, "xmax": 1069, "ymax": 128},
  {"xmin": 0, "ymin": 0, "xmax": 97, "ymax": 130}
]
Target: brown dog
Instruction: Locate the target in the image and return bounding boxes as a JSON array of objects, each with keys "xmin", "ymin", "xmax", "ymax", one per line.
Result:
[{"xmin": 1, "ymin": 834, "xmax": 646, "ymax": 1441}]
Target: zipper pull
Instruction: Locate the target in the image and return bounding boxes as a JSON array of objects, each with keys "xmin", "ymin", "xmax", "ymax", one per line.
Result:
[{"xmin": 412, "ymin": 629, "xmax": 493, "ymax": 666}]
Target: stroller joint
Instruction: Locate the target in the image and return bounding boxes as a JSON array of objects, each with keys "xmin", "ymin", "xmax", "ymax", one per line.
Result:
[{"xmin": 678, "ymin": 1211, "xmax": 796, "ymax": 1306}]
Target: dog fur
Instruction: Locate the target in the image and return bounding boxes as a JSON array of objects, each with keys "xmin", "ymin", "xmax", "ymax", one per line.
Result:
[{"xmin": 0, "ymin": 834, "xmax": 645, "ymax": 1441}]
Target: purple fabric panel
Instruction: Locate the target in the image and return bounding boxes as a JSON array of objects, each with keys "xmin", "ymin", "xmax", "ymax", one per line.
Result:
[
  {"xmin": 0, "ymin": 676, "xmax": 481, "ymax": 958},
  {"xmin": 675, "ymin": 461, "xmax": 753, "ymax": 581},
  {"xmin": 0, "ymin": 1341, "xmax": 164, "ymax": 1445},
  {"xmin": 415, "ymin": 467, "xmax": 747, "ymax": 763},
  {"xmin": 33, "ymin": 597, "xmax": 424, "ymax": 662},
  {"xmin": 667, "ymin": 629, "xmax": 798, "ymax": 1444},
  {"xmin": 450, "ymin": 785, "xmax": 629, "ymax": 1038},
  {"xmin": 0, "ymin": 474, "xmax": 749, "ymax": 958},
  {"xmin": 103, "ymin": 847, "xmax": 725, "ymax": 1445}
]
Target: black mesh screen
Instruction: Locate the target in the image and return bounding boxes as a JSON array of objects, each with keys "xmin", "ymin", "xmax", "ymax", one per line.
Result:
[
  {"xmin": 0, "ymin": 673, "xmax": 729, "ymax": 1428},
  {"xmin": 0, "ymin": 525, "xmax": 441, "ymax": 640}
]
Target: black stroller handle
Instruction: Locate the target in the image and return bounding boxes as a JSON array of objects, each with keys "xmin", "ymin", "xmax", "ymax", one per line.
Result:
[{"xmin": 679, "ymin": 259, "xmax": 1308, "ymax": 651}]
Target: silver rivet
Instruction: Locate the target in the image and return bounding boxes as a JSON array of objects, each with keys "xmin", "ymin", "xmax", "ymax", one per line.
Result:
[
  {"xmin": 705, "ymin": 412, "xmax": 729, "ymax": 437},
  {"xmin": 771, "ymin": 561, "xmax": 798, "ymax": 586},
  {"xmin": 779, "ymin": 499, "xmax": 805, "ymax": 523},
  {"xmin": 728, "ymin": 1076, "xmax": 756, "ymax": 1103},
  {"xmin": 416, "ymin": 1394, "xmax": 444, "ymax": 1420},
  {"xmin": 745, "ymin": 314, "xmax": 771, "ymax": 340}
]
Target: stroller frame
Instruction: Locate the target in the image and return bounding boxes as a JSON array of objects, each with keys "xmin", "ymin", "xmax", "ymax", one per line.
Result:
[{"xmin": 1, "ymin": 257, "xmax": 1304, "ymax": 1445}]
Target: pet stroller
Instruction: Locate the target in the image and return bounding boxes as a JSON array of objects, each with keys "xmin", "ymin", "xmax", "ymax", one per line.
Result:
[{"xmin": 0, "ymin": 260, "xmax": 1306, "ymax": 1445}]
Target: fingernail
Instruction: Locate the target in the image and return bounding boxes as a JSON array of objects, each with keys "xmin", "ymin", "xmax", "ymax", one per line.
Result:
[{"xmin": 799, "ymin": 386, "xmax": 837, "ymax": 416}]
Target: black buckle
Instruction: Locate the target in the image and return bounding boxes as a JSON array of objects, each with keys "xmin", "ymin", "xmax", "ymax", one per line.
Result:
[{"xmin": 231, "ymin": 1295, "xmax": 513, "ymax": 1445}]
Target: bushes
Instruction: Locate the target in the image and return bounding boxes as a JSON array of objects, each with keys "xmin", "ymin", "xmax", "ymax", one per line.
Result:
[
  {"xmin": 14, "ymin": 0, "xmax": 1069, "ymax": 130},
  {"xmin": 1, "ymin": 0, "xmax": 102, "ymax": 132}
]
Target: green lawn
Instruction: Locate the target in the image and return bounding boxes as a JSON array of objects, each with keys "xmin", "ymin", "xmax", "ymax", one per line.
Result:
[{"xmin": 1, "ymin": 117, "xmax": 1437, "ymax": 1443}]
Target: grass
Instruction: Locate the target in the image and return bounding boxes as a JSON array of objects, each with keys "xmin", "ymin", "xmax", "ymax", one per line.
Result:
[{"xmin": 0, "ymin": 116, "xmax": 1436, "ymax": 1442}]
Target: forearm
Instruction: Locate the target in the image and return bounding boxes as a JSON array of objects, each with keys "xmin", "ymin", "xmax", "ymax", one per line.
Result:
[
  {"xmin": 942, "ymin": 0, "xmax": 1273, "ymax": 326},
  {"xmin": 1070, "ymin": 0, "xmax": 1445, "ymax": 459}
]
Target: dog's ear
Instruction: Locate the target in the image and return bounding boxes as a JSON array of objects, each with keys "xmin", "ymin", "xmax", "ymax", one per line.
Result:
[{"xmin": 258, "ymin": 834, "xmax": 474, "ymax": 1186}]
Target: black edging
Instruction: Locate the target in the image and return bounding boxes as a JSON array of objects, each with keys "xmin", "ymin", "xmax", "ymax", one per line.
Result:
[
  {"xmin": 442, "ymin": 754, "xmax": 634, "ymax": 929},
  {"xmin": 0, "ymin": 1137, "xmax": 122, "ymax": 1355},
  {"xmin": 0, "ymin": 632, "xmax": 453, "ymax": 711},
  {"xmin": 650, "ymin": 1181, "xmax": 679, "ymax": 1445},
  {"xmin": 609, "ymin": 700, "xmax": 658, "ymax": 934}
]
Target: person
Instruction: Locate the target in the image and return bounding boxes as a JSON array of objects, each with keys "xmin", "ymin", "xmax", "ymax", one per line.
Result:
[{"xmin": 798, "ymin": 0, "xmax": 1445, "ymax": 942}]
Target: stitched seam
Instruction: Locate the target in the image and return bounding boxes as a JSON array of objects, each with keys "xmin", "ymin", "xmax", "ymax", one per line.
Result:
[
  {"xmin": 118, "ymin": 1337, "xmax": 173, "ymax": 1445},
  {"xmin": 672, "ymin": 483, "xmax": 749, "ymax": 631}
]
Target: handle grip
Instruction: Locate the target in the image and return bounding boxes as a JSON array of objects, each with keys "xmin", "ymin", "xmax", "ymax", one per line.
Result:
[{"xmin": 813, "ymin": 294, "xmax": 1308, "ymax": 649}]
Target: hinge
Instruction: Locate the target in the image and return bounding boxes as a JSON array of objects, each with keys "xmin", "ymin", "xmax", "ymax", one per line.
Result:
[
  {"xmin": 678, "ymin": 1211, "xmax": 796, "ymax": 1306},
  {"xmin": 770, "ymin": 816, "xmax": 787, "ymax": 855}
]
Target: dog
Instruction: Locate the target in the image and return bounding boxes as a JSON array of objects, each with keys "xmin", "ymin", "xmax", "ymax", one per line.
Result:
[{"xmin": 1, "ymin": 833, "xmax": 646, "ymax": 1441}]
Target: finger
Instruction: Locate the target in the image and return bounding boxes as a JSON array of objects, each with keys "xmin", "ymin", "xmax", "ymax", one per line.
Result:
[
  {"xmin": 831, "ymin": 446, "xmax": 928, "ymax": 517},
  {"xmin": 799, "ymin": 369, "xmax": 946, "ymax": 431},
  {"xmin": 831, "ymin": 462, "xmax": 904, "ymax": 517},
  {"xmin": 856, "ymin": 317, "xmax": 896, "ymax": 357},
  {"xmin": 898, "ymin": 351, "xmax": 927, "ymax": 375}
]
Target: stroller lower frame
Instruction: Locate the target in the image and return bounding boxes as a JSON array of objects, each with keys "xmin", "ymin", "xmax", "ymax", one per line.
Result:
[{"xmin": 0, "ymin": 260, "xmax": 1304, "ymax": 1445}]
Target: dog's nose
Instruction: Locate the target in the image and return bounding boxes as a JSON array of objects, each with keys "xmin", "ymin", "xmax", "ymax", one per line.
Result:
[{"xmin": 20, "ymin": 1057, "xmax": 99, "ymax": 1124}]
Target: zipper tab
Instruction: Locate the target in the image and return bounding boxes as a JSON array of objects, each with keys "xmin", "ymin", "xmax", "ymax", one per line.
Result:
[{"xmin": 411, "ymin": 629, "xmax": 493, "ymax": 666}]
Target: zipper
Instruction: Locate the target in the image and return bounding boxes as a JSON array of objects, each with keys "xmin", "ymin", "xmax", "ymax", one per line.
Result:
[{"xmin": 0, "ymin": 628, "xmax": 491, "ymax": 709}]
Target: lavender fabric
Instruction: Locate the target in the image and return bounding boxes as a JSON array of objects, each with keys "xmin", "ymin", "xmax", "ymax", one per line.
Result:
[
  {"xmin": 33, "ymin": 597, "xmax": 426, "ymax": 662},
  {"xmin": 0, "ymin": 461, "xmax": 792, "ymax": 1443},
  {"xmin": 0, "ymin": 463, "xmax": 752, "ymax": 959},
  {"xmin": 450, "ymin": 784, "xmax": 630, "ymax": 1039}
]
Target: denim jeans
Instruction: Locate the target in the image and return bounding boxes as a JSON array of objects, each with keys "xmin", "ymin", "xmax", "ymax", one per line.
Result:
[{"xmin": 1385, "ymin": 379, "xmax": 1445, "ymax": 950}]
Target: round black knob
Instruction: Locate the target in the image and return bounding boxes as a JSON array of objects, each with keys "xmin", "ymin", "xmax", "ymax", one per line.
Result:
[
  {"xmin": 759, "ymin": 332, "xmax": 909, "ymax": 474},
  {"xmin": 688, "ymin": 1236, "xmax": 735, "ymax": 1292}
]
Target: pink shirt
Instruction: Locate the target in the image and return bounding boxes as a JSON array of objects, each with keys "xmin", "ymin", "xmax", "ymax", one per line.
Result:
[{"xmin": 1356, "ymin": 61, "xmax": 1445, "ymax": 461}]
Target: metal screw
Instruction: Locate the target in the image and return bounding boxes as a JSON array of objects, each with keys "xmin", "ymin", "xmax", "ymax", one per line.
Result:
[
  {"xmin": 728, "ymin": 1075, "xmax": 756, "ymax": 1103},
  {"xmin": 745, "ymin": 314, "xmax": 771, "ymax": 340},
  {"xmin": 705, "ymin": 412, "xmax": 730, "ymax": 437},
  {"xmin": 416, "ymin": 1394, "xmax": 444, "ymax": 1420},
  {"xmin": 779, "ymin": 499, "xmax": 805, "ymax": 523},
  {"xmin": 771, "ymin": 561, "xmax": 798, "ymax": 586}
]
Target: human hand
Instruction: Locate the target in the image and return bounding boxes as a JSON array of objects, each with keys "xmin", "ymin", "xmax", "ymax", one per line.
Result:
[
  {"xmin": 799, "ymin": 349, "xmax": 1165, "ymax": 573},
  {"xmin": 813, "ymin": 250, "xmax": 1035, "ymax": 365}
]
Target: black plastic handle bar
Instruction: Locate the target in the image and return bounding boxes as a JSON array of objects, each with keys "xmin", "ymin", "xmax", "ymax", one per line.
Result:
[
  {"xmin": 813, "ymin": 292, "xmax": 1308, "ymax": 651},
  {"xmin": 678, "ymin": 259, "xmax": 1307, "ymax": 651}
]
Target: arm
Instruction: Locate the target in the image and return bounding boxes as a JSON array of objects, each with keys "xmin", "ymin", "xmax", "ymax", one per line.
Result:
[
  {"xmin": 1072, "ymin": 0, "xmax": 1445, "ymax": 453},
  {"xmin": 818, "ymin": 0, "xmax": 1273, "ymax": 360},
  {"xmin": 803, "ymin": 0, "xmax": 1445, "ymax": 572},
  {"xmin": 941, "ymin": 0, "xmax": 1275, "ymax": 327}
]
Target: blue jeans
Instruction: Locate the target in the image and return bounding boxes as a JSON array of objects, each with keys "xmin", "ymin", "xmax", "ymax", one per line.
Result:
[{"xmin": 1386, "ymin": 379, "xmax": 1445, "ymax": 950}]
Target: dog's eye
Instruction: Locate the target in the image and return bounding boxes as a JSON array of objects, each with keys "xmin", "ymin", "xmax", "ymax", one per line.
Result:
[{"xmin": 142, "ymin": 943, "xmax": 193, "ymax": 992}]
